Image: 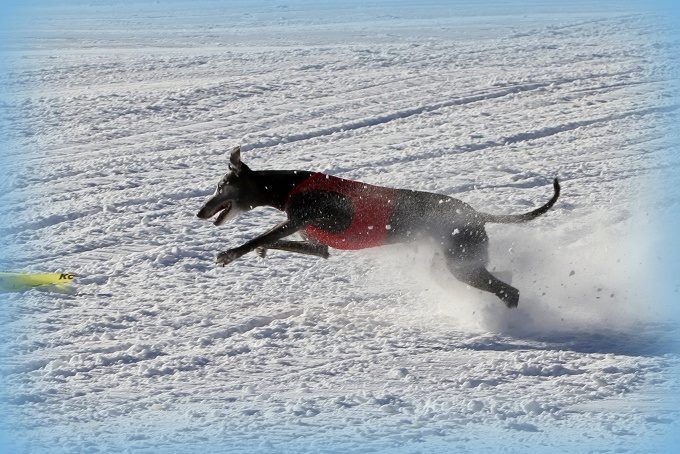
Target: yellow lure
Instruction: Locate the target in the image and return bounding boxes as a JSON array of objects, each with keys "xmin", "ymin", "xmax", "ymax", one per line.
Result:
[{"xmin": 0, "ymin": 272, "xmax": 75, "ymax": 292}]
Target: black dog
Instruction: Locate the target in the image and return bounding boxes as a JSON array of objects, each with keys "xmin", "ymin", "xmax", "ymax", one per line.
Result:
[{"xmin": 197, "ymin": 146, "xmax": 560, "ymax": 308}]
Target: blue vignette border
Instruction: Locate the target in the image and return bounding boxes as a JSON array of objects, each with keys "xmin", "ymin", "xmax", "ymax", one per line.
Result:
[{"xmin": 0, "ymin": 0, "xmax": 678, "ymax": 452}]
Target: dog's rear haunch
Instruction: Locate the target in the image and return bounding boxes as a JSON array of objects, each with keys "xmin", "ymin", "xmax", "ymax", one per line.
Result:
[{"xmin": 197, "ymin": 146, "xmax": 560, "ymax": 308}]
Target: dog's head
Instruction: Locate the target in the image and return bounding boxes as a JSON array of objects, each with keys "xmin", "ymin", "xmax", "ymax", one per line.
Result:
[{"xmin": 196, "ymin": 146, "xmax": 256, "ymax": 226}]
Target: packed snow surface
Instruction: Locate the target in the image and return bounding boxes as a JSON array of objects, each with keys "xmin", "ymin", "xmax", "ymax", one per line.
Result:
[{"xmin": 1, "ymin": 1, "xmax": 679, "ymax": 452}]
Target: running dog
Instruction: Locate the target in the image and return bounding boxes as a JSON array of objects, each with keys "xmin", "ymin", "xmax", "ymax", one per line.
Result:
[{"xmin": 197, "ymin": 146, "xmax": 560, "ymax": 308}]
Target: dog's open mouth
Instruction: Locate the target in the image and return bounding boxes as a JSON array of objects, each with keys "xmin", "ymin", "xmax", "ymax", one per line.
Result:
[{"xmin": 213, "ymin": 200, "xmax": 232, "ymax": 226}]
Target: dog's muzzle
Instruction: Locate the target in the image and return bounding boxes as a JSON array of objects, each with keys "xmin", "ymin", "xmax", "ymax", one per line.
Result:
[{"xmin": 197, "ymin": 199, "xmax": 234, "ymax": 226}]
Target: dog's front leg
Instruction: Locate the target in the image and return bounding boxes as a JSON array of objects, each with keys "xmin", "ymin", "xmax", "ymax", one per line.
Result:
[
  {"xmin": 256, "ymin": 241, "xmax": 329, "ymax": 259},
  {"xmin": 216, "ymin": 220, "xmax": 304, "ymax": 266}
]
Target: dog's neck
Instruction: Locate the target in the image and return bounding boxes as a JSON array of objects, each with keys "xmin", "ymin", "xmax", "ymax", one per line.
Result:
[{"xmin": 252, "ymin": 170, "xmax": 314, "ymax": 211}]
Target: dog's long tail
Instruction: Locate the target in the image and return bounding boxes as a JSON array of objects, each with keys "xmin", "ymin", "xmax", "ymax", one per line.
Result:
[{"xmin": 481, "ymin": 178, "xmax": 560, "ymax": 224}]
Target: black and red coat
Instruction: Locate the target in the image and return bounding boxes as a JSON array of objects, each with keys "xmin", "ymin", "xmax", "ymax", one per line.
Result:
[{"xmin": 284, "ymin": 172, "xmax": 399, "ymax": 250}]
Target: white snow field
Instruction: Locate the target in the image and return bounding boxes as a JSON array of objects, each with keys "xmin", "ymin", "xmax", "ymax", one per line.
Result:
[{"xmin": 1, "ymin": 0, "xmax": 679, "ymax": 452}]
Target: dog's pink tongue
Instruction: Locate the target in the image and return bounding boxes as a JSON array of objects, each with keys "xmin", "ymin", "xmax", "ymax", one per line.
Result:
[{"xmin": 214, "ymin": 209, "xmax": 229, "ymax": 226}]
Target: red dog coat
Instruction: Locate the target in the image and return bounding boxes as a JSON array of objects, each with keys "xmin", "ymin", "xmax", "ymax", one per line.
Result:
[{"xmin": 286, "ymin": 173, "xmax": 397, "ymax": 250}]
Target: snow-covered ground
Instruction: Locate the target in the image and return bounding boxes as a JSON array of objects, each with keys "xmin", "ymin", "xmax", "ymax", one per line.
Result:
[{"xmin": 1, "ymin": 1, "xmax": 679, "ymax": 452}]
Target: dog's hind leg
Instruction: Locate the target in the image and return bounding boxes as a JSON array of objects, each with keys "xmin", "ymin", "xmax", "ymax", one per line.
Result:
[
  {"xmin": 256, "ymin": 241, "xmax": 329, "ymax": 259},
  {"xmin": 441, "ymin": 226, "xmax": 519, "ymax": 308},
  {"xmin": 446, "ymin": 263, "xmax": 519, "ymax": 308}
]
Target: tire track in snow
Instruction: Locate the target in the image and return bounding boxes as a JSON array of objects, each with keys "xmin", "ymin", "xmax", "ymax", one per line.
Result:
[
  {"xmin": 12, "ymin": 68, "xmax": 641, "ymax": 168},
  {"xmin": 328, "ymin": 103, "xmax": 680, "ymax": 173},
  {"xmin": 233, "ymin": 70, "xmax": 642, "ymax": 152},
  {"xmin": 11, "ymin": 73, "xmax": 443, "ymax": 163},
  {"xmin": 239, "ymin": 81, "xmax": 566, "ymax": 152}
]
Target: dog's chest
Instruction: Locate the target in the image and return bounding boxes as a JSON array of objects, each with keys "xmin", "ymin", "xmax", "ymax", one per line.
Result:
[{"xmin": 287, "ymin": 173, "xmax": 397, "ymax": 250}]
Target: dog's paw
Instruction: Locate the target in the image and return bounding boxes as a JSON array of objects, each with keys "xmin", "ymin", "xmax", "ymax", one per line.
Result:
[
  {"xmin": 216, "ymin": 249, "xmax": 243, "ymax": 266},
  {"xmin": 256, "ymin": 247, "xmax": 267, "ymax": 258},
  {"xmin": 316, "ymin": 245, "xmax": 330, "ymax": 259},
  {"xmin": 499, "ymin": 287, "xmax": 519, "ymax": 309}
]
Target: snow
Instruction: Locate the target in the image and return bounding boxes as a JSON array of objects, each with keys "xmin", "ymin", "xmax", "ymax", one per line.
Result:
[{"xmin": 1, "ymin": 0, "xmax": 679, "ymax": 452}]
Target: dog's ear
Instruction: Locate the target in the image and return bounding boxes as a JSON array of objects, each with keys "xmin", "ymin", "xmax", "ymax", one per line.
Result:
[{"xmin": 229, "ymin": 146, "xmax": 242, "ymax": 175}]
